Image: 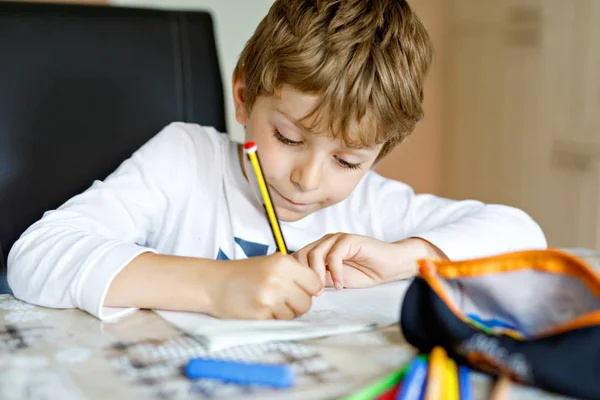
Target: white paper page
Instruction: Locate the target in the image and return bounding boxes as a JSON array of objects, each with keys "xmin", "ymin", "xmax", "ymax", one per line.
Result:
[
  {"xmin": 305, "ymin": 279, "xmax": 411, "ymax": 326},
  {"xmin": 156, "ymin": 280, "xmax": 410, "ymax": 351}
]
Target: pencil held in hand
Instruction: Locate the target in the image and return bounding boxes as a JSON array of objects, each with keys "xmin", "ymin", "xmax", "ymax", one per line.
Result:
[{"xmin": 244, "ymin": 141, "xmax": 288, "ymax": 254}]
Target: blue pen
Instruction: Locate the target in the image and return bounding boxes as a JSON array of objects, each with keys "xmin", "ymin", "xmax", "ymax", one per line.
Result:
[
  {"xmin": 396, "ymin": 356, "xmax": 428, "ymax": 400},
  {"xmin": 185, "ymin": 357, "xmax": 296, "ymax": 388},
  {"xmin": 458, "ymin": 365, "xmax": 473, "ymax": 400}
]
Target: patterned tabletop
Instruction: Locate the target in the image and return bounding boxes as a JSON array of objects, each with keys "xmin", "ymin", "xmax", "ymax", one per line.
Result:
[{"xmin": 1, "ymin": 248, "xmax": 596, "ymax": 400}]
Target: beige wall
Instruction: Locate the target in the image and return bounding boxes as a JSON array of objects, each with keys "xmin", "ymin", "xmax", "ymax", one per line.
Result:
[{"xmin": 375, "ymin": 0, "xmax": 448, "ymax": 196}]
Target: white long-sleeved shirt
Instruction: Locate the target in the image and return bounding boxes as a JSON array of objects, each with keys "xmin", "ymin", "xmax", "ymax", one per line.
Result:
[{"xmin": 7, "ymin": 123, "xmax": 547, "ymax": 320}]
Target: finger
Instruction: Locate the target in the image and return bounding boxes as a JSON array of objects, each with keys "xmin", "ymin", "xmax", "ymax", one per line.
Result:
[
  {"xmin": 326, "ymin": 236, "xmax": 354, "ymax": 289},
  {"xmin": 292, "ymin": 243, "xmax": 313, "ymax": 268},
  {"xmin": 291, "ymin": 258, "xmax": 325, "ymax": 296},
  {"xmin": 271, "ymin": 301, "xmax": 298, "ymax": 320},
  {"xmin": 326, "ymin": 253, "xmax": 345, "ymax": 290},
  {"xmin": 307, "ymin": 234, "xmax": 338, "ymax": 287},
  {"xmin": 285, "ymin": 286, "xmax": 313, "ymax": 317},
  {"xmin": 324, "ymin": 270, "xmax": 334, "ymax": 287},
  {"xmin": 292, "ymin": 242, "xmax": 320, "ymax": 287}
]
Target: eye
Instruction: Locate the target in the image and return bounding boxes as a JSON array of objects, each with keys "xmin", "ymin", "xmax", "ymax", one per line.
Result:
[
  {"xmin": 273, "ymin": 128, "xmax": 302, "ymax": 146},
  {"xmin": 335, "ymin": 156, "xmax": 362, "ymax": 170}
]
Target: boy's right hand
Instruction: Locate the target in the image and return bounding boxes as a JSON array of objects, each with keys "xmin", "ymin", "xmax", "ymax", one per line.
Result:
[{"xmin": 208, "ymin": 253, "xmax": 323, "ymax": 320}]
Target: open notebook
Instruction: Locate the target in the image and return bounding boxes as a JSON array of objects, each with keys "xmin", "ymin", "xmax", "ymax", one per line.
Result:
[{"xmin": 156, "ymin": 280, "xmax": 410, "ymax": 351}]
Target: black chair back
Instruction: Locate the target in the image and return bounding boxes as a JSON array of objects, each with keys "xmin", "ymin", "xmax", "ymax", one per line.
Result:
[{"xmin": 0, "ymin": 2, "xmax": 226, "ymax": 293}]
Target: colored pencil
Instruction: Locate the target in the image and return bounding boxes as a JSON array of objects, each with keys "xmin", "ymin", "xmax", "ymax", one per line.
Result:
[{"xmin": 424, "ymin": 347, "xmax": 447, "ymax": 400}]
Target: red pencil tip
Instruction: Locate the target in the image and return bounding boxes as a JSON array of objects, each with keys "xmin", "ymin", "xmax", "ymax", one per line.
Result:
[{"xmin": 244, "ymin": 141, "xmax": 256, "ymax": 149}]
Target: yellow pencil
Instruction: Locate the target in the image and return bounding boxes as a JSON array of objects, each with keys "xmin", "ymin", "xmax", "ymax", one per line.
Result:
[
  {"xmin": 424, "ymin": 346, "xmax": 447, "ymax": 400},
  {"xmin": 445, "ymin": 358, "xmax": 459, "ymax": 400},
  {"xmin": 243, "ymin": 141, "xmax": 288, "ymax": 254}
]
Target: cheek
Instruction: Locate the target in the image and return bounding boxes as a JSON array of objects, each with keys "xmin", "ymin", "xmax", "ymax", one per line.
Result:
[
  {"xmin": 244, "ymin": 120, "xmax": 282, "ymax": 175},
  {"xmin": 255, "ymin": 142, "xmax": 289, "ymax": 180},
  {"xmin": 322, "ymin": 173, "xmax": 364, "ymax": 204},
  {"xmin": 243, "ymin": 121, "xmax": 266, "ymax": 145}
]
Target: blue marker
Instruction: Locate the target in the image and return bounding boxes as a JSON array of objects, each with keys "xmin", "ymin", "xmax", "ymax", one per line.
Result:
[
  {"xmin": 396, "ymin": 356, "xmax": 428, "ymax": 400},
  {"xmin": 458, "ymin": 365, "xmax": 473, "ymax": 400},
  {"xmin": 184, "ymin": 358, "xmax": 296, "ymax": 388}
]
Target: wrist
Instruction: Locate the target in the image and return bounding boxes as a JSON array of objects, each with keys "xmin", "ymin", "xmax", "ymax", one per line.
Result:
[
  {"xmin": 384, "ymin": 238, "xmax": 448, "ymax": 282},
  {"xmin": 401, "ymin": 237, "xmax": 448, "ymax": 261},
  {"xmin": 179, "ymin": 256, "xmax": 221, "ymax": 314}
]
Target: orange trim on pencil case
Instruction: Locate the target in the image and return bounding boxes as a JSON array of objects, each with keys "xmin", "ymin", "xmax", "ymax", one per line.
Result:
[
  {"xmin": 419, "ymin": 260, "xmax": 465, "ymax": 319},
  {"xmin": 420, "ymin": 260, "xmax": 557, "ymax": 339},
  {"xmin": 536, "ymin": 309, "xmax": 600, "ymax": 337},
  {"xmin": 419, "ymin": 260, "xmax": 503, "ymax": 336},
  {"xmin": 423, "ymin": 249, "xmax": 600, "ymax": 298},
  {"xmin": 418, "ymin": 250, "xmax": 600, "ymax": 339}
]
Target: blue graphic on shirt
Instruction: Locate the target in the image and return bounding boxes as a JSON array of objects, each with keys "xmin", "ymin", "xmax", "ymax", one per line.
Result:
[
  {"xmin": 216, "ymin": 237, "xmax": 294, "ymax": 260},
  {"xmin": 235, "ymin": 237, "xmax": 269, "ymax": 258},
  {"xmin": 216, "ymin": 249, "xmax": 230, "ymax": 260},
  {"xmin": 217, "ymin": 237, "xmax": 269, "ymax": 260}
]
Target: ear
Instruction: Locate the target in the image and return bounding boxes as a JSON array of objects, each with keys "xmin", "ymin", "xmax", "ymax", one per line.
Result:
[{"xmin": 232, "ymin": 72, "xmax": 249, "ymax": 126}]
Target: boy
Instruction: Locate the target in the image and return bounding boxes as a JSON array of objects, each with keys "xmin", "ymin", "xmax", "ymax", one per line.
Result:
[{"xmin": 7, "ymin": 0, "xmax": 546, "ymax": 322}]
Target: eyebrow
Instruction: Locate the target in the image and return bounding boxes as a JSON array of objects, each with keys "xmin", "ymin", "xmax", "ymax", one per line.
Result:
[{"xmin": 275, "ymin": 109, "xmax": 312, "ymax": 134}]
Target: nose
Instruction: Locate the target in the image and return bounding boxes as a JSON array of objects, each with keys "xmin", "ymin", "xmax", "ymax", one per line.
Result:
[{"xmin": 291, "ymin": 154, "xmax": 322, "ymax": 192}]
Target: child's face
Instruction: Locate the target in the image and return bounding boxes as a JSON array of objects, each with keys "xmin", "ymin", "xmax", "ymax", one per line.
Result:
[{"xmin": 235, "ymin": 83, "xmax": 382, "ymax": 222}]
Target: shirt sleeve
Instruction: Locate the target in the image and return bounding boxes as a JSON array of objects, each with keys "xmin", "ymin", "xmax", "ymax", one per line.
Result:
[
  {"xmin": 7, "ymin": 122, "xmax": 203, "ymax": 320},
  {"xmin": 369, "ymin": 173, "xmax": 547, "ymax": 260}
]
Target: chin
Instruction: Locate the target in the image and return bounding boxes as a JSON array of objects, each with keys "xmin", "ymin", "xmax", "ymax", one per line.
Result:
[{"xmin": 276, "ymin": 207, "xmax": 312, "ymax": 222}]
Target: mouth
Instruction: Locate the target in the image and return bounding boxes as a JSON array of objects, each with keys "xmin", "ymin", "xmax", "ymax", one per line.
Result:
[{"xmin": 269, "ymin": 186, "xmax": 311, "ymax": 208}]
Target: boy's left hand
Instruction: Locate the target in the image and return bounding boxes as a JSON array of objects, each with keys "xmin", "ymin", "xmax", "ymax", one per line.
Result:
[{"xmin": 292, "ymin": 234, "xmax": 447, "ymax": 292}]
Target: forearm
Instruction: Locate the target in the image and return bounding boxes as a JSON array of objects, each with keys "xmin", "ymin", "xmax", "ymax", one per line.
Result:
[
  {"xmin": 412, "ymin": 205, "xmax": 547, "ymax": 261},
  {"xmin": 104, "ymin": 252, "xmax": 223, "ymax": 314}
]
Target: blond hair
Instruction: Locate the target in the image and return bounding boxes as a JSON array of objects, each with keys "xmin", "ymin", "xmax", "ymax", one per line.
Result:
[{"xmin": 234, "ymin": 0, "xmax": 433, "ymax": 161}]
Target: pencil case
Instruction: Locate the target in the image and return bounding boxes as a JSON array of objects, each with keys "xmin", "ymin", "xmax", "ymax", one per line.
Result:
[{"xmin": 399, "ymin": 249, "xmax": 600, "ymax": 400}]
